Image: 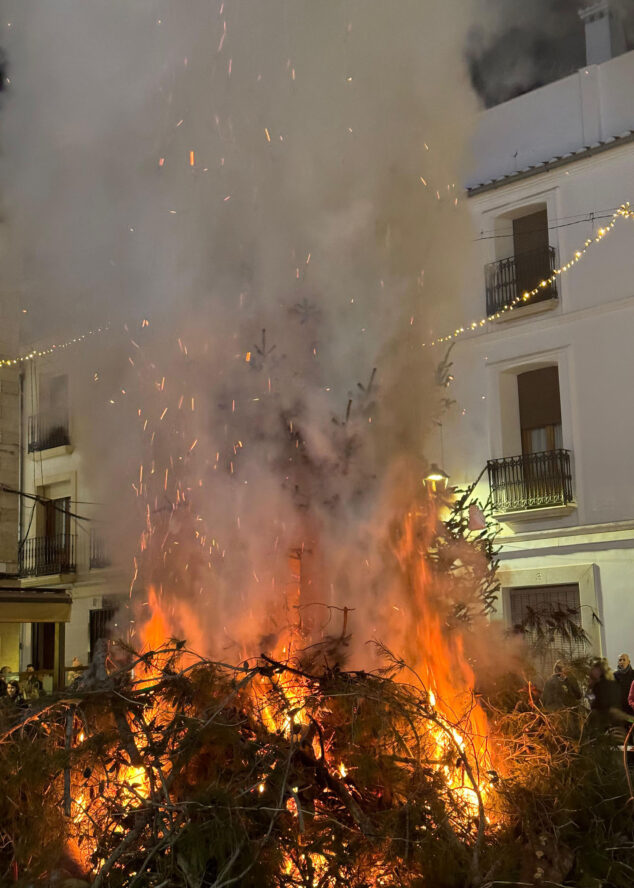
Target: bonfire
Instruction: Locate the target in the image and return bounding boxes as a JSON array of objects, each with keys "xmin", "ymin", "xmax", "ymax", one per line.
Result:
[{"xmin": 2, "ymin": 476, "xmax": 634, "ymax": 888}]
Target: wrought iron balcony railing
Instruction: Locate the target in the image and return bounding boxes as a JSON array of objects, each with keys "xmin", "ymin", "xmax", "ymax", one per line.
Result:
[
  {"xmin": 28, "ymin": 409, "xmax": 70, "ymax": 452},
  {"xmin": 19, "ymin": 534, "xmax": 77, "ymax": 577},
  {"xmin": 89, "ymin": 529, "xmax": 111, "ymax": 569},
  {"xmin": 485, "ymin": 245, "xmax": 557, "ymax": 316},
  {"xmin": 487, "ymin": 449, "xmax": 574, "ymax": 514}
]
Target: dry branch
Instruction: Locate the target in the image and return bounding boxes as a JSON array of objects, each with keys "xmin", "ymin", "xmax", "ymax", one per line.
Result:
[{"xmin": 1, "ymin": 644, "xmax": 633, "ymax": 887}]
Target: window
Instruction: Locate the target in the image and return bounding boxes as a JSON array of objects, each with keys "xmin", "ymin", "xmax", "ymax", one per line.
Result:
[
  {"xmin": 485, "ymin": 204, "xmax": 557, "ymax": 315},
  {"xmin": 43, "ymin": 497, "xmax": 71, "ymax": 541},
  {"xmin": 36, "ymin": 483, "xmax": 72, "ymax": 540},
  {"xmin": 510, "ymin": 583, "xmax": 587, "ymax": 671},
  {"xmin": 512, "ymin": 210, "xmax": 552, "ymax": 303},
  {"xmin": 29, "ymin": 373, "xmax": 70, "ymax": 452},
  {"xmin": 19, "ymin": 483, "xmax": 77, "ymax": 576},
  {"xmin": 31, "ymin": 622, "xmax": 57, "ymax": 671},
  {"xmin": 40, "ymin": 373, "xmax": 68, "ymax": 416},
  {"xmin": 488, "ymin": 358, "xmax": 574, "ymax": 515},
  {"xmin": 89, "ymin": 528, "xmax": 111, "ymax": 569},
  {"xmin": 517, "ymin": 366, "xmax": 562, "ymax": 455},
  {"xmin": 90, "ymin": 607, "xmax": 116, "ymax": 660}
]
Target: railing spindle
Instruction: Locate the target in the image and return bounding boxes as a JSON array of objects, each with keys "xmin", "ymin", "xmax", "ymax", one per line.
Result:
[{"xmin": 487, "ymin": 450, "xmax": 573, "ymax": 513}]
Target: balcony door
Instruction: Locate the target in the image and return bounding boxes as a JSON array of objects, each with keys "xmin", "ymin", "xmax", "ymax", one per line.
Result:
[
  {"xmin": 45, "ymin": 496, "xmax": 71, "ymax": 539},
  {"xmin": 488, "ymin": 363, "xmax": 573, "ymax": 514},
  {"xmin": 31, "ymin": 622, "xmax": 56, "ymax": 671},
  {"xmin": 35, "ymin": 373, "xmax": 69, "ymax": 450},
  {"xmin": 513, "ymin": 210, "xmax": 552, "ymax": 302},
  {"xmin": 518, "ymin": 367, "xmax": 562, "ymax": 455},
  {"xmin": 40, "ymin": 373, "xmax": 68, "ymax": 416},
  {"xmin": 30, "ymin": 490, "xmax": 73, "ymax": 575},
  {"xmin": 515, "ymin": 367, "xmax": 568, "ymax": 508}
]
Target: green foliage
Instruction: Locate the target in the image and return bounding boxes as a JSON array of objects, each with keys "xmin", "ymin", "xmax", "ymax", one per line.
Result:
[{"xmin": 0, "ymin": 705, "xmax": 68, "ymax": 883}]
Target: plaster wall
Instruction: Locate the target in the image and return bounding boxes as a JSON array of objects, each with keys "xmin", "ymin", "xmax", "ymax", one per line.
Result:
[{"xmin": 468, "ymin": 49, "xmax": 634, "ymax": 188}]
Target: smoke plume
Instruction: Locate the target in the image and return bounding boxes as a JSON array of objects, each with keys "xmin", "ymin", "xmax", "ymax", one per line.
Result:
[
  {"xmin": 469, "ymin": 0, "xmax": 634, "ymax": 108},
  {"xmin": 0, "ymin": 1, "xmax": 484, "ymax": 664}
]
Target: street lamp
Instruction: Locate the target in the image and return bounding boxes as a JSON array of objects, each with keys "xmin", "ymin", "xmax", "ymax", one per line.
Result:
[{"xmin": 423, "ymin": 463, "xmax": 450, "ymax": 494}]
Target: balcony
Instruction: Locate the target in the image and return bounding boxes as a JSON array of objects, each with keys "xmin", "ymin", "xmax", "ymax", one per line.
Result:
[
  {"xmin": 487, "ymin": 449, "xmax": 574, "ymax": 519},
  {"xmin": 19, "ymin": 534, "xmax": 77, "ymax": 577},
  {"xmin": 28, "ymin": 409, "xmax": 70, "ymax": 453},
  {"xmin": 485, "ymin": 246, "xmax": 557, "ymax": 316}
]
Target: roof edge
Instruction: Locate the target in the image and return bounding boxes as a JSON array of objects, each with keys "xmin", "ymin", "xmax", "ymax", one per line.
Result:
[{"xmin": 467, "ymin": 128, "xmax": 634, "ymax": 197}]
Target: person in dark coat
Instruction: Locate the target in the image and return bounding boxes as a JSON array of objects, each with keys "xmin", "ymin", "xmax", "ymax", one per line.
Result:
[
  {"xmin": 587, "ymin": 659, "xmax": 623, "ymax": 732},
  {"xmin": 614, "ymin": 653, "xmax": 634, "ymax": 715},
  {"xmin": 24, "ymin": 664, "xmax": 43, "ymax": 701},
  {"xmin": 541, "ymin": 660, "xmax": 582, "ymax": 711}
]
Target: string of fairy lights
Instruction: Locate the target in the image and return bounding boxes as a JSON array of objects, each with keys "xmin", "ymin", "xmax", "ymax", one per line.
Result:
[
  {"xmin": 0, "ymin": 202, "xmax": 631, "ymax": 368},
  {"xmin": 0, "ymin": 326, "xmax": 110, "ymax": 368}
]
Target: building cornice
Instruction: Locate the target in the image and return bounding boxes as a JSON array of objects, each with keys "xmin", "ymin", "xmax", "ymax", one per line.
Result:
[
  {"xmin": 497, "ymin": 516, "xmax": 634, "ymax": 546},
  {"xmin": 451, "ymin": 292, "xmax": 634, "ymax": 349},
  {"xmin": 467, "ymin": 128, "xmax": 634, "ymax": 197},
  {"xmin": 578, "ymin": 1, "xmax": 609, "ymax": 25}
]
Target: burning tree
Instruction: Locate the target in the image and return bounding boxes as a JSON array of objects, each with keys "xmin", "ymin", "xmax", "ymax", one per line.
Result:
[
  {"xmin": 2, "ymin": 298, "xmax": 632, "ymax": 888},
  {"xmin": 3, "ymin": 326, "xmax": 634, "ymax": 887},
  {"xmin": 6, "ymin": 638, "xmax": 497, "ymax": 887}
]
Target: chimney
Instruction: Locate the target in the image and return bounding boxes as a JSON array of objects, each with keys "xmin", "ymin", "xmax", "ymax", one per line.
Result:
[{"xmin": 578, "ymin": 1, "xmax": 626, "ymax": 65}]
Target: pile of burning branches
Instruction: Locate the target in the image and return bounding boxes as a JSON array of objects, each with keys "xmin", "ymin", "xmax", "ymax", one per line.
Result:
[{"xmin": 2, "ymin": 640, "xmax": 634, "ymax": 888}]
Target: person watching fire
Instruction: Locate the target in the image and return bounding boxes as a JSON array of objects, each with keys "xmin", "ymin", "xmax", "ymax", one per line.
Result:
[
  {"xmin": 6, "ymin": 680, "xmax": 27, "ymax": 709},
  {"xmin": 541, "ymin": 660, "xmax": 582, "ymax": 711},
  {"xmin": 24, "ymin": 664, "xmax": 43, "ymax": 701},
  {"xmin": 614, "ymin": 653, "xmax": 634, "ymax": 715},
  {"xmin": 587, "ymin": 659, "xmax": 623, "ymax": 732},
  {"xmin": 628, "ymin": 676, "xmax": 634, "ymax": 715}
]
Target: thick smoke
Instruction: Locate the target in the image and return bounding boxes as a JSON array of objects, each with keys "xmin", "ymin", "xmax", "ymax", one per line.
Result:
[
  {"xmin": 468, "ymin": 0, "xmax": 586, "ymax": 107},
  {"xmin": 469, "ymin": 0, "xmax": 634, "ymax": 108},
  {"xmin": 0, "ymin": 1, "xmax": 484, "ymax": 664}
]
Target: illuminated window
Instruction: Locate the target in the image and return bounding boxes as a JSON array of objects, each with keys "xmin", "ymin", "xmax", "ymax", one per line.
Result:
[{"xmin": 517, "ymin": 366, "xmax": 562, "ymax": 455}]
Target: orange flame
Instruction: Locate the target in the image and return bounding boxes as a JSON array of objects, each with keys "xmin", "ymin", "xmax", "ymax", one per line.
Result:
[
  {"xmin": 392, "ymin": 508, "xmax": 495, "ymax": 816},
  {"xmin": 143, "ymin": 586, "xmax": 171, "ymax": 653}
]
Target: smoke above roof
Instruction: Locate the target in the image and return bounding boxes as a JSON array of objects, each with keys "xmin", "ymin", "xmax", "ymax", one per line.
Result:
[{"xmin": 468, "ymin": 0, "xmax": 634, "ymax": 108}]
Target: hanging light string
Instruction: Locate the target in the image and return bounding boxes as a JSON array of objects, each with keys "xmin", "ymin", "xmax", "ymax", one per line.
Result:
[
  {"xmin": 0, "ymin": 325, "xmax": 110, "ymax": 368},
  {"xmin": 423, "ymin": 201, "xmax": 633, "ymax": 348},
  {"xmin": 0, "ymin": 204, "xmax": 631, "ymax": 367}
]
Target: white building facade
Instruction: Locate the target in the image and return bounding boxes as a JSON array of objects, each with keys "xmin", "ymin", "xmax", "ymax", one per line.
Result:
[
  {"xmin": 0, "ymin": 342, "xmax": 125, "ymax": 689},
  {"xmin": 15, "ymin": 351, "xmax": 125, "ymax": 686},
  {"xmin": 444, "ymin": 23, "xmax": 634, "ymax": 664}
]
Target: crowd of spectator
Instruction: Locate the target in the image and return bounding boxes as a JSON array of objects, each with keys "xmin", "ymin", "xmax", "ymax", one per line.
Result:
[{"xmin": 541, "ymin": 652, "xmax": 634, "ymax": 733}]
